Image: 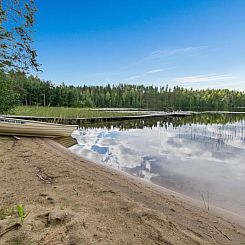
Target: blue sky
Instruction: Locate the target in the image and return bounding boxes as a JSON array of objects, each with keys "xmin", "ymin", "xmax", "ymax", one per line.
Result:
[{"xmin": 34, "ymin": 0, "xmax": 245, "ymax": 90}]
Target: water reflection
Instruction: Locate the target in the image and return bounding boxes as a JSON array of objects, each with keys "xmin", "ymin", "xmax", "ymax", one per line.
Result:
[{"xmin": 71, "ymin": 113, "xmax": 245, "ymax": 217}]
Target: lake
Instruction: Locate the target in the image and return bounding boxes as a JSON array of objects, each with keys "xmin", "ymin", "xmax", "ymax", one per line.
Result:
[{"xmin": 71, "ymin": 113, "xmax": 245, "ymax": 217}]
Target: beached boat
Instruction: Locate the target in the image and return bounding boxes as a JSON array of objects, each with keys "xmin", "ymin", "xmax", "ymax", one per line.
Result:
[{"xmin": 0, "ymin": 117, "xmax": 78, "ymax": 138}]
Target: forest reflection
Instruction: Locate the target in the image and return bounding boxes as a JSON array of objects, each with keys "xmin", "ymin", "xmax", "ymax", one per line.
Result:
[{"xmin": 82, "ymin": 113, "xmax": 245, "ymax": 131}]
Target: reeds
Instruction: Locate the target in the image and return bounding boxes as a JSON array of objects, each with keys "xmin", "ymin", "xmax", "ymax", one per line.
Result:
[{"xmin": 8, "ymin": 106, "xmax": 135, "ymax": 118}]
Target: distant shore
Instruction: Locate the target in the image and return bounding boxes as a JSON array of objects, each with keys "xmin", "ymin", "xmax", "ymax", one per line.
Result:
[
  {"xmin": 0, "ymin": 136, "xmax": 245, "ymax": 244},
  {"xmin": 2, "ymin": 111, "xmax": 190, "ymax": 127}
]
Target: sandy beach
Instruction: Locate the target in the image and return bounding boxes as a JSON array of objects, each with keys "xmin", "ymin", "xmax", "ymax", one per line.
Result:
[{"xmin": 0, "ymin": 136, "xmax": 245, "ymax": 244}]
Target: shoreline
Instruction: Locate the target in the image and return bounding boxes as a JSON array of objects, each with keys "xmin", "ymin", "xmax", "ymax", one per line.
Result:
[
  {"xmin": 0, "ymin": 136, "xmax": 245, "ymax": 244},
  {"xmin": 70, "ymin": 143, "xmax": 245, "ymax": 226},
  {"xmin": 1, "ymin": 111, "xmax": 190, "ymax": 126}
]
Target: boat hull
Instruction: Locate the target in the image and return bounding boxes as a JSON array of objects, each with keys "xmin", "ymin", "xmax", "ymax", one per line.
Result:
[{"xmin": 0, "ymin": 119, "xmax": 77, "ymax": 138}]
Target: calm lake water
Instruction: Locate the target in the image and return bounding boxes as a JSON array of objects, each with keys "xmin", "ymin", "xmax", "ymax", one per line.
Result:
[{"xmin": 71, "ymin": 113, "xmax": 245, "ymax": 217}]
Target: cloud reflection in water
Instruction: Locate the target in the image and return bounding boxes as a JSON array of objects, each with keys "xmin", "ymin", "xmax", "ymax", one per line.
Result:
[{"xmin": 71, "ymin": 119, "xmax": 245, "ymax": 216}]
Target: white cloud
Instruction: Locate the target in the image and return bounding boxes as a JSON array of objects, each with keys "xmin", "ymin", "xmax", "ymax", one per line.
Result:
[
  {"xmin": 146, "ymin": 46, "xmax": 207, "ymax": 60},
  {"xmin": 132, "ymin": 46, "xmax": 207, "ymax": 66},
  {"xmin": 125, "ymin": 75, "xmax": 141, "ymax": 80},
  {"xmin": 176, "ymin": 73, "xmax": 234, "ymax": 84},
  {"xmin": 146, "ymin": 66, "xmax": 175, "ymax": 75},
  {"xmin": 124, "ymin": 67, "xmax": 174, "ymax": 81},
  {"xmin": 146, "ymin": 68, "xmax": 166, "ymax": 74}
]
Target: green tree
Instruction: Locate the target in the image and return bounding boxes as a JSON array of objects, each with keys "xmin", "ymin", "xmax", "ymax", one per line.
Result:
[
  {"xmin": 0, "ymin": 72, "xmax": 15, "ymax": 112},
  {"xmin": 0, "ymin": 0, "xmax": 40, "ymax": 72},
  {"xmin": 0, "ymin": 0, "xmax": 39, "ymax": 113}
]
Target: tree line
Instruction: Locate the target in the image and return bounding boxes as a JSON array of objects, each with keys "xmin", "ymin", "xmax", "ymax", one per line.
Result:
[{"xmin": 1, "ymin": 70, "xmax": 245, "ymax": 113}]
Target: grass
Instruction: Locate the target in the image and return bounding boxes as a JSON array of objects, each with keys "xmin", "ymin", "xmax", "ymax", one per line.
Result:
[
  {"xmin": 0, "ymin": 205, "xmax": 32, "ymax": 245},
  {"xmin": 7, "ymin": 106, "xmax": 139, "ymax": 118},
  {"xmin": 200, "ymin": 191, "xmax": 210, "ymax": 212},
  {"xmin": 16, "ymin": 204, "xmax": 30, "ymax": 224},
  {"xmin": 0, "ymin": 204, "xmax": 30, "ymax": 224},
  {"xmin": 0, "ymin": 207, "xmax": 15, "ymax": 220}
]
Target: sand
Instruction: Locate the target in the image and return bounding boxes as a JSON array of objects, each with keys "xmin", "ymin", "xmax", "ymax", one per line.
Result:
[{"xmin": 0, "ymin": 136, "xmax": 245, "ymax": 244}]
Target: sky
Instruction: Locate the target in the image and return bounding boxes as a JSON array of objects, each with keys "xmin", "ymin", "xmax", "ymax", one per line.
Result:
[{"xmin": 34, "ymin": 0, "xmax": 245, "ymax": 90}]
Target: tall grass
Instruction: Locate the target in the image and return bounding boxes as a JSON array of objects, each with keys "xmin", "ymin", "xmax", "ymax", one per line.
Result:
[{"xmin": 7, "ymin": 106, "xmax": 137, "ymax": 118}]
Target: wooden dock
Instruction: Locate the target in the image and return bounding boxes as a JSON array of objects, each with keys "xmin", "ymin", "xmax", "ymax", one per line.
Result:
[{"xmin": 1, "ymin": 112, "xmax": 191, "ymax": 125}]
